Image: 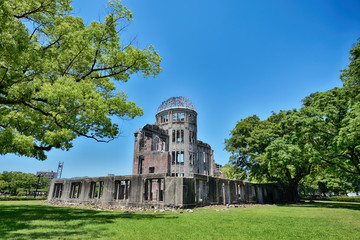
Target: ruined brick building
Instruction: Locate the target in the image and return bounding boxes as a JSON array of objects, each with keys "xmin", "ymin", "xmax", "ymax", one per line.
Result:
[
  {"xmin": 48, "ymin": 97, "xmax": 288, "ymax": 207},
  {"xmin": 133, "ymin": 96, "xmax": 217, "ymax": 177}
]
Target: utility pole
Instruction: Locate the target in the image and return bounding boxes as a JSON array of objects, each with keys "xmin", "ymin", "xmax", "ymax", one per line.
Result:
[{"xmin": 34, "ymin": 174, "xmax": 42, "ymax": 198}]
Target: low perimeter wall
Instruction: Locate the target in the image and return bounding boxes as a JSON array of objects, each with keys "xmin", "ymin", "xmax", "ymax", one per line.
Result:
[{"xmin": 48, "ymin": 174, "xmax": 288, "ymax": 208}]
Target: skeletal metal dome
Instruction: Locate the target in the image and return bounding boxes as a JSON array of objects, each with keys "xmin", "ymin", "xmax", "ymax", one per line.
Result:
[{"xmin": 157, "ymin": 96, "xmax": 196, "ymax": 113}]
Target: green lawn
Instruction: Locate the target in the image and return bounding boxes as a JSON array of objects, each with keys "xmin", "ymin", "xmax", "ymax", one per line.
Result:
[{"xmin": 1, "ymin": 201, "xmax": 359, "ymax": 240}]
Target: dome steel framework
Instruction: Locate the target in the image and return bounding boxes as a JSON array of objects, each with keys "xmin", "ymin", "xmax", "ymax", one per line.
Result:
[{"xmin": 157, "ymin": 96, "xmax": 196, "ymax": 113}]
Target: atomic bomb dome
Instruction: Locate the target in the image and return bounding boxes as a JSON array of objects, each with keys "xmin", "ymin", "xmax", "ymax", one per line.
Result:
[
  {"xmin": 157, "ymin": 96, "xmax": 196, "ymax": 113},
  {"xmin": 48, "ymin": 96, "xmax": 288, "ymax": 208}
]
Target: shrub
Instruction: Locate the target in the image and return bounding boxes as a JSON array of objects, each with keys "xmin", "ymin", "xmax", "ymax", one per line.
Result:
[
  {"xmin": 0, "ymin": 196, "xmax": 47, "ymax": 201},
  {"xmin": 326, "ymin": 196, "xmax": 360, "ymax": 203},
  {"xmin": 301, "ymin": 196, "xmax": 360, "ymax": 203},
  {"xmin": 17, "ymin": 191, "xmax": 27, "ymax": 197}
]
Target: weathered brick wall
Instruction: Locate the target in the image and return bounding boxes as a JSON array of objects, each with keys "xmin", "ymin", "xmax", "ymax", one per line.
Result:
[{"xmin": 133, "ymin": 125, "xmax": 170, "ymax": 175}]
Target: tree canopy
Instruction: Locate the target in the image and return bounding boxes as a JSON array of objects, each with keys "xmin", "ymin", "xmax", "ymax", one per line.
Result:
[
  {"xmin": 0, "ymin": 171, "xmax": 49, "ymax": 194},
  {"xmin": 0, "ymin": 0, "xmax": 161, "ymax": 160},
  {"xmin": 225, "ymin": 111, "xmax": 315, "ymax": 201},
  {"xmin": 220, "ymin": 163, "xmax": 246, "ymax": 180},
  {"xmin": 225, "ymin": 38, "xmax": 360, "ymax": 200}
]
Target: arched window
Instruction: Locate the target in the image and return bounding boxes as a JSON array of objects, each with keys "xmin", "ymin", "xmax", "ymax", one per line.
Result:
[{"xmin": 152, "ymin": 136, "xmax": 160, "ymax": 151}]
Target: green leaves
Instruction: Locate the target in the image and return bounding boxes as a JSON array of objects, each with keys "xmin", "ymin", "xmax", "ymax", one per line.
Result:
[
  {"xmin": 0, "ymin": 0, "xmax": 161, "ymax": 160},
  {"xmin": 0, "ymin": 171, "xmax": 43, "ymax": 193},
  {"xmin": 341, "ymin": 37, "xmax": 360, "ymax": 88},
  {"xmin": 220, "ymin": 164, "xmax": 246, "ymax": 180},
  {"xmin": 225, "ymin": 38, "xmax": 360, "ymax": 201}
]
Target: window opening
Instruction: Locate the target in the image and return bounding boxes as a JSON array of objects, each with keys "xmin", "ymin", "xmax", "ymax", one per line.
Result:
[
  {"xmin": 176, "ymin": 130, "xmax": 180, "ymax": 142},
  {"xmin": 161, "ymin": 139, "xmax": 165, "ymax": 151},
  {"xmin": 145, "ymin": 179, "xmax": 162, "ymax": 201},
  {"xmin": 188, "ymin": 113, "xmax": 195, "ymax": 121},
  {"xmin": 172, "ymin": 151, "xmax": 176, "ymax": 164},
  {"xmin": 172, "ymin": 151, "xmax": 184, "ymax": 164},
  {"xmin": 139, "ymin": 132, "xmax": 146, "ymax": 151},
  {"xmin": 69, "ymin": 182, "xmax": 81, "ymax": 198},
  {"xmin": 89, "ymin": 181, "xmax": 104, "ymax": 199},
  {"xmin": 176, "ymin": 130, "xmax": 184, "ymax": 143},
  {"xmin": 139, "ymin": 156, "xmax": 144, "ymax": 174},
  {"xmin": 53, "ymin": 183, "xmax": 63, "ymax": 198},
  {"xmin": 176, "ymin": 151, "xmax": 184, "ymax": 163},
  {"xmin": 152, "ymin": 136, "xmax": 160, "ymax": 151},
  {"xmin": 114, "ymin": 180, "xmax": 130, "ymax": 200}
]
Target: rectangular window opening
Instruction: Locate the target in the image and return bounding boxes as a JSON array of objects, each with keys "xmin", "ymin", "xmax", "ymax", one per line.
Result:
[
  {"xmin": 89, "ymin": 181, "xmax": 104, "ymax": 199},
  {"xmin": 176, "ymin": 130, "xmax": 180, "ymax": 142},
  {"xmin": 172, "ymin": 151, "xmax": 176, "ymax": 164},
  {"xmin": 114, "ymin": 180, "xmax": 130, "ymax": 200},
  {"xmin": 175, "ymin": 151, "xmax": 184, "ymax": 163},
  {"xmin": 69, "ymin": 182, "xmax": 81, "ymax": 199},
  {"xmin": 139, "ymin": 156, "xmax": 144, "ymax": 174},
  {"xmin": 53, "ymin": 183, "xmax": 63, "ymax": 198}
]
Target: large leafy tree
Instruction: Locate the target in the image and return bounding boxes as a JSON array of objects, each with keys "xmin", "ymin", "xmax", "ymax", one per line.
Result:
[
  {"xmin": 0, "ymin": 0, "xmax": 161, "ymax": 160},
  {"xmin": 302, "ymin": 87, "xmax": 360, "ymax": 176},
  {"xmin": 225, "ymin": 111, "xmax": 314, "ymax": 202},
  {"xmin": 225, "ymin": 38, "xmax": 360, "ymax": 201},
  {"xmin": 224, "ymin": 113, "xmax": 283, "ymax": 181}
]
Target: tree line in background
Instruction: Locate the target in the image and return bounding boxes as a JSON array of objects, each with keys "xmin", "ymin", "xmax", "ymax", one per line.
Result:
[
  {"xmin": 0, "ymin": 171, "xmax": 49, "ymax": 196},
  {"xmin": 224, "ymin": 39, "xmax": 360, "ymax": 202}
]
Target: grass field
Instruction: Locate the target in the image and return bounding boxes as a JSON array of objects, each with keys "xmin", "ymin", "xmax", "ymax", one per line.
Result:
[{"xmin": 1, "ymin": 201, "xmax": 359, "ymax": 240}]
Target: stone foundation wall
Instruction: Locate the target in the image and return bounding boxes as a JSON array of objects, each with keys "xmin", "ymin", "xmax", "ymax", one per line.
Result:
[{"xmin": 48, "ymin": 174, "xmax": 288, "ymax": 208}]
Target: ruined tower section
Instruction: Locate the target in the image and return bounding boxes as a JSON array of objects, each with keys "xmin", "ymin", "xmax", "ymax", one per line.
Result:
[
  {"xmin": 132, "ymin": 124, "xmax": 170, "ymax": 175},
  {"xmin": 155, "ymin": 96, "xmax": 214, "ymax": 177}
]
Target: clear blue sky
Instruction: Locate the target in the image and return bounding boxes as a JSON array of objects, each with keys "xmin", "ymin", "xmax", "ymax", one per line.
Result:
[{"xmin": 1, "ymin": 0, "xmax": 360, "ymax": 178}]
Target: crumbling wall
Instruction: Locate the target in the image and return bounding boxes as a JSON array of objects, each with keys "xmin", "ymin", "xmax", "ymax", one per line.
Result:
[
  {"xmin": 164, "ymin": 177, "xmax": 183, "ymax": 207},
  {"xmin": 133, "ymin": 125, "xmax": 170, "ymax": 175},
  {"xmin": 48, "ymin": 174, "xmax": 288, "ymax": 208}
]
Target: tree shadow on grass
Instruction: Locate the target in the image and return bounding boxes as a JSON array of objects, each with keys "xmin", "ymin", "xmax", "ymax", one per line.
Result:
[
  {"xmin": 276, "ymin": 201, "xmax": 360, "ymax": 211},
  {"xmin": 0, "ymin": 203, "xmax": 178, "ymax": 240}
]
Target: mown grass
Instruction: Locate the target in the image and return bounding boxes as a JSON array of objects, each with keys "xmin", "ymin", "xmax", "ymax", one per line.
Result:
[{"xmin": 0, "ymin": 201, "xmax": 359, "ymax": 240}]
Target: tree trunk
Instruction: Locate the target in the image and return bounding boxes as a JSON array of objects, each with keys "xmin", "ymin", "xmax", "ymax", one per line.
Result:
[{"xmin": 285, "ymin": 183, "xmax": 299, "ymax": 203}]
